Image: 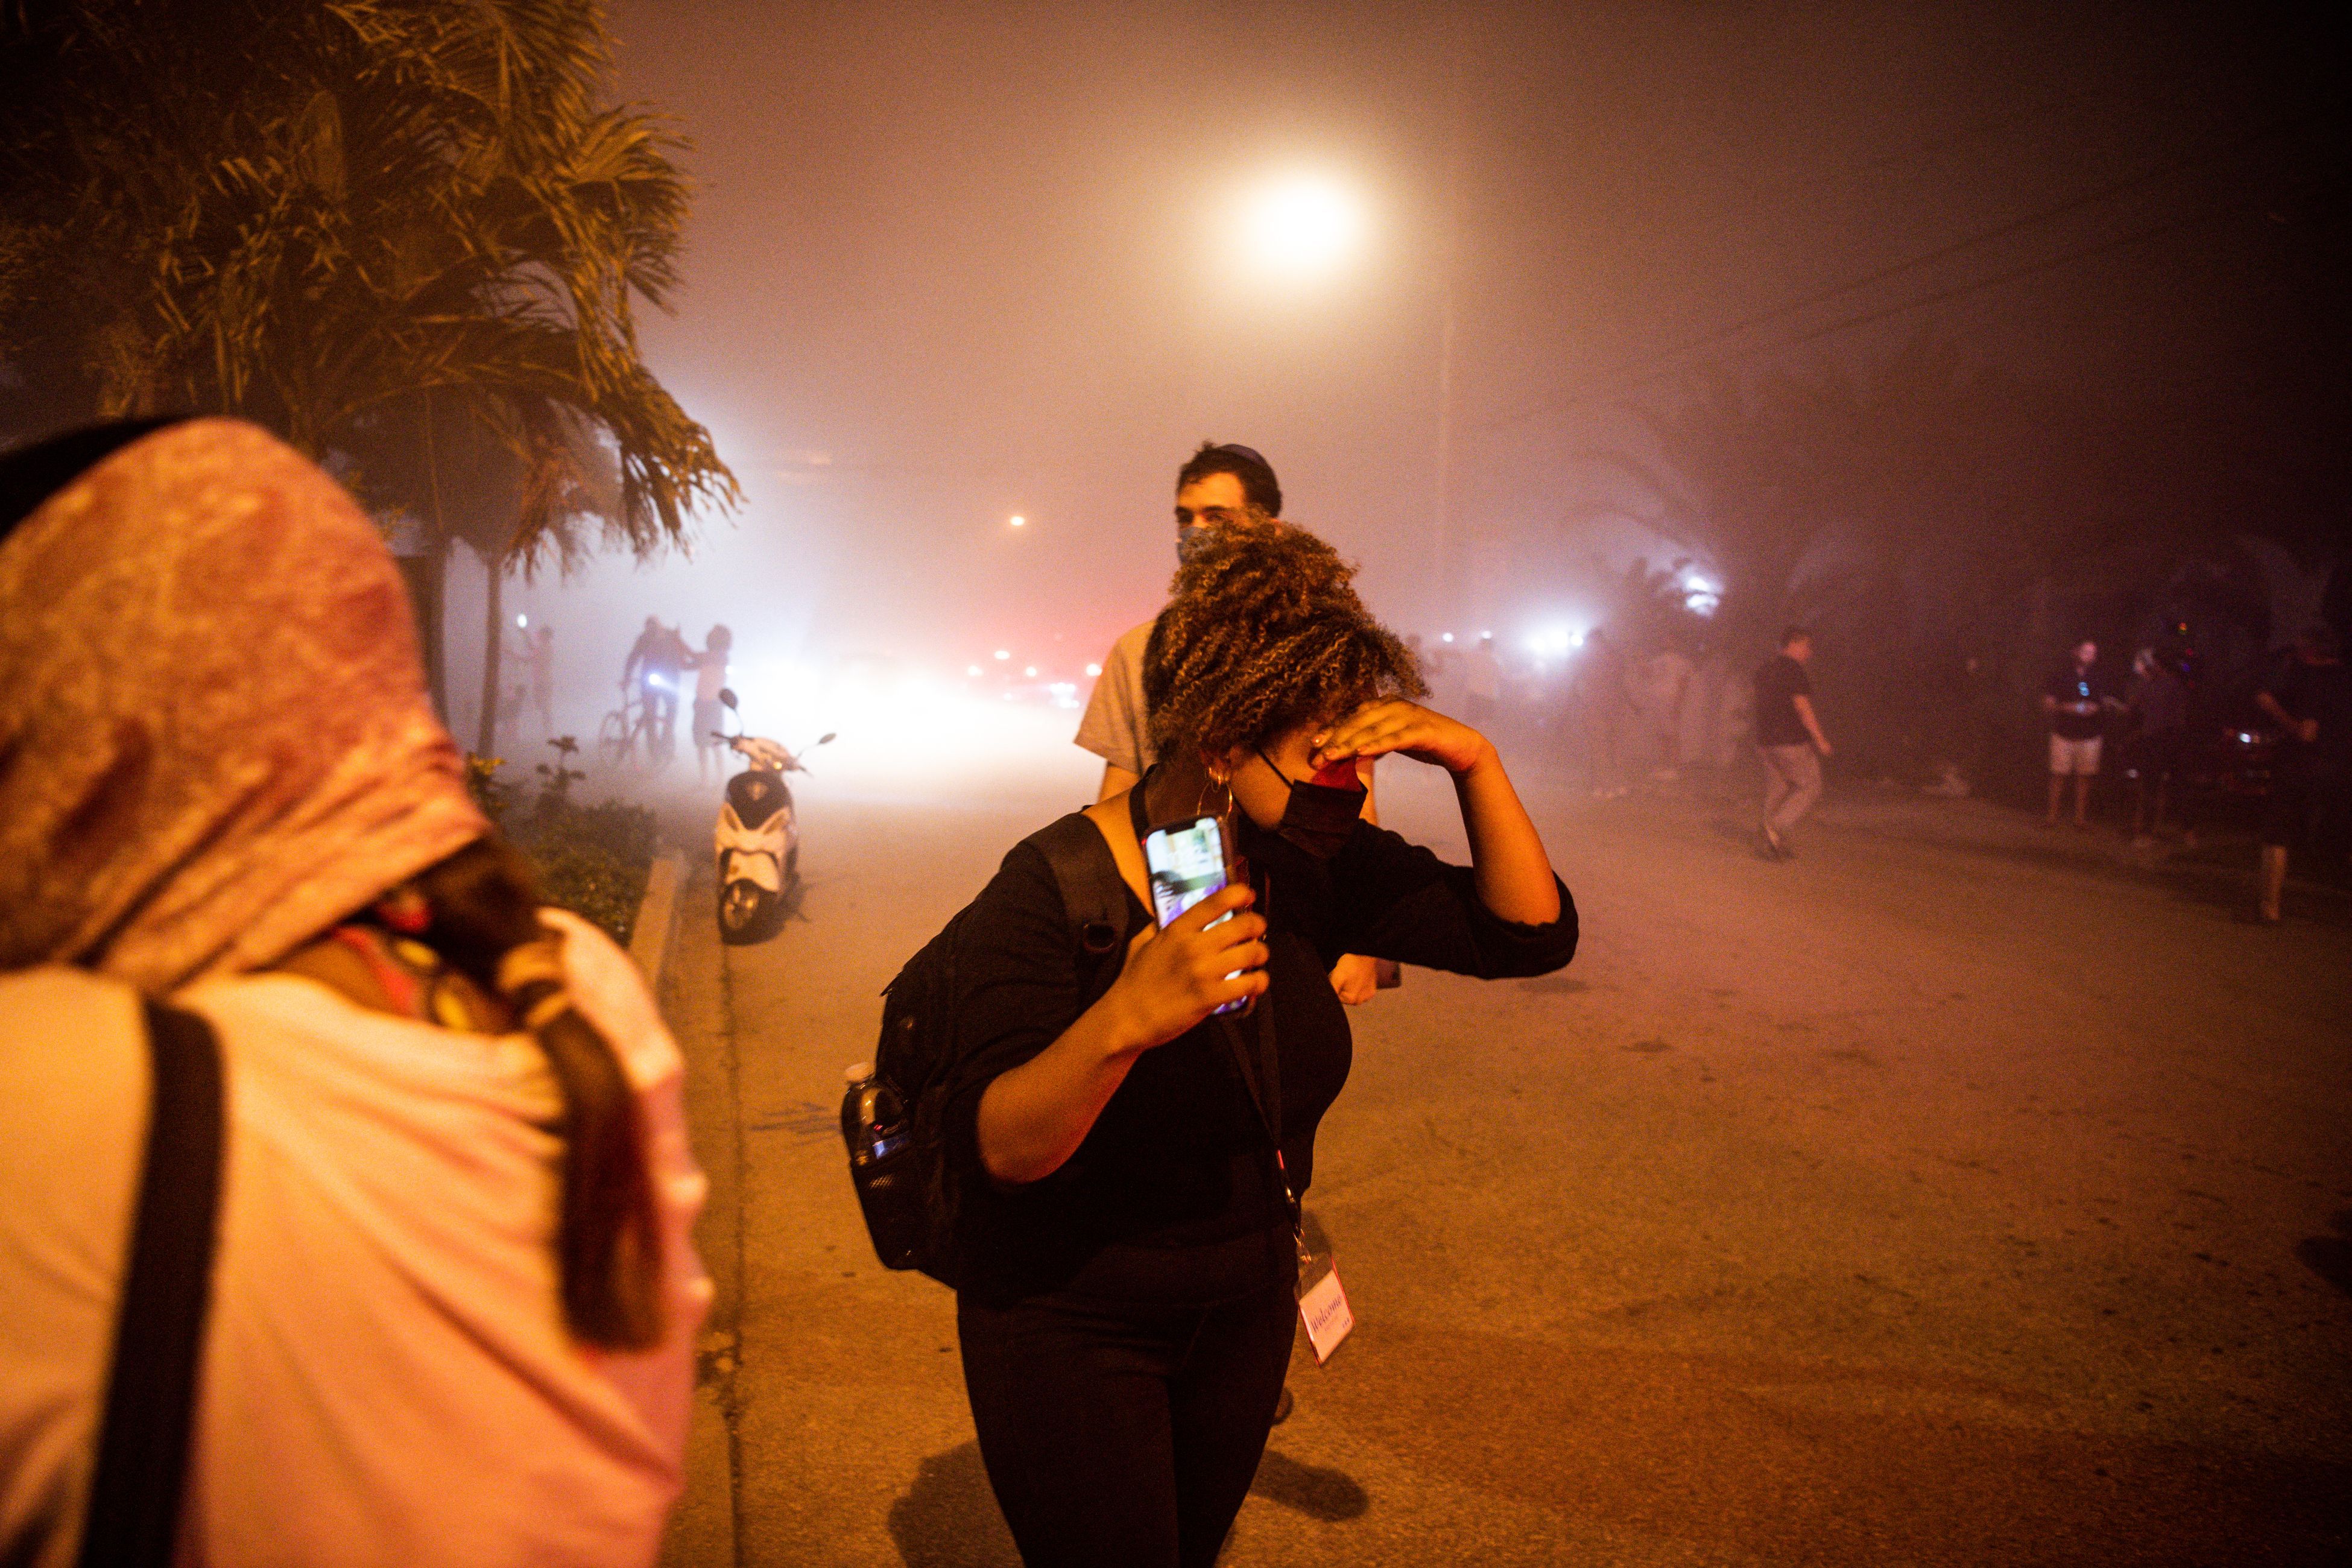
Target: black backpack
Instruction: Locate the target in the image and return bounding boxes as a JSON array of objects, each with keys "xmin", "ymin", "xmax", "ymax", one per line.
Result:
[{"xmin": 844, "ymin": 811, "xmax": 1132, "ymax": 1286}]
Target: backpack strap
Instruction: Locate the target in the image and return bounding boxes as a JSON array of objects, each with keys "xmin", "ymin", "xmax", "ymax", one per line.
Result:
[
  {"xmin": 78, "ymin": 999, "xmax": 225, "ymax": 1568},
  {"xmin": 1030, "ymin": 812, "xmax": 1133, "ymax": 1006}
]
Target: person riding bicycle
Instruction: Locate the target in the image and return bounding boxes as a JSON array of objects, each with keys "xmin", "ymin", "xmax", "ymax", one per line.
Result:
[{"xmin": 621, "ymin": 617, "xmax": 691, "ymax": 762}]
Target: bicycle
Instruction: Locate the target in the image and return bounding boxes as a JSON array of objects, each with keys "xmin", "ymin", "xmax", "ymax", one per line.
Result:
[{"xmin": 597, "ymin": 682, "xmax": 650, "ymax": 768}]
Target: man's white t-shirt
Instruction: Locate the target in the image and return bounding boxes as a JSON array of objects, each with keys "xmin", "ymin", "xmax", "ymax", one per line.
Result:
[{"xmin": 1073, "ymin": 621, "xmax": 1156, "ymax": 779}]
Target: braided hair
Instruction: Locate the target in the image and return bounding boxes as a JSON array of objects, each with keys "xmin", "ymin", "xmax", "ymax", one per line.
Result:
[
  {"xmin": 409, "ymin": 838, "xmax": 665, "ymax": 1350},
  {"xmin": 1143, "ymin": 513, "xmax": 1426, "ymax": 759}
]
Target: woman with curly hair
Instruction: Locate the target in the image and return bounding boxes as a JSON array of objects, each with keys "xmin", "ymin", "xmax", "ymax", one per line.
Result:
[{"xmin": 941, "ymin": 514, "xmax": 1576, "ymax": 1567}]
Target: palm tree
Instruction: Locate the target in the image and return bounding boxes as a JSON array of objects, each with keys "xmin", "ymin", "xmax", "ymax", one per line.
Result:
[{"xmin": 0, "ymin": 0, "xmax": 738, "ymax": 735}]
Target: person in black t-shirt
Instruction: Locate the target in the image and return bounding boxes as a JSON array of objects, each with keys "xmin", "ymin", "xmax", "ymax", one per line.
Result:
[
  {"xmin": 2252, "ymin": 623, "xmax": 2351, "ymax": 923},
  {"xmin": 2041, "ymin": 640, "xmax": 2121, "ymax": 828},
  {"xmin": 1751, "ymin": 627, "xmax": 1832, "ymax": 859},
  {"xmin": 943, "ymin": 516, "xmax": 1575, "ymax": 1568}
]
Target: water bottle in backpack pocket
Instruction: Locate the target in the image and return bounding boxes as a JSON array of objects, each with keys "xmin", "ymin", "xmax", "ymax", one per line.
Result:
[
  {"xmin": 835, "ymin": 810, "xmax": 1134, "ymax": 1287},
  {"xmin": 841, "ymin": 1060, "xmax": 926, "ymax": 1270}
]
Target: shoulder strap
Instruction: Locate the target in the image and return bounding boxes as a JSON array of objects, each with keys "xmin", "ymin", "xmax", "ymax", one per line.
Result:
[
  {"xmin": 1124, "ymin": 776, "xmax": 1286, "ymax": 1155},
  {"xmin": 78, "ymin": 1000, "xmax": 226, "ymax": 1568},
  {"xmin": 1120, "ymin": 781, "xmax": 1298, "ymax": 1234},
  {"xmin": 1218, "ymin": 961, "xmax": 1300, "ymax": 1240},
  {"xmin": 1031, "ymin": 812, "xmax": 1133, "ymax": 998}
]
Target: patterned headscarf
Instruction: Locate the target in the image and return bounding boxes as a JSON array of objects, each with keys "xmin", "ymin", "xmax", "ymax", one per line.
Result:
[{"xmin": 0, "ymin": 419, "xmax": 487, "ymax": 992}]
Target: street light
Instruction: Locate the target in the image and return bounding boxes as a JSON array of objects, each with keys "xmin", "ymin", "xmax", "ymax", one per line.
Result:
[{"xmin": 1238, "ymin": 173, "xmax": 1364, "ymax": 280}]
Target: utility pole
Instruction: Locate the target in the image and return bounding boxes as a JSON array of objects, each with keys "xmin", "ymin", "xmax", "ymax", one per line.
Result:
[
  {"xmin": 1433, "ymin": 232, "xmax": 1460, "ymax": 620},
  {"xmin": 1431, "ymin": 22, "xmax": 1471, "ymax": 628}
]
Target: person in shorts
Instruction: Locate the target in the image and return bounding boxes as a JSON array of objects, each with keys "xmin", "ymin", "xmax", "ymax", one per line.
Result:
[
  {"xmin": 2042, "ymin": 640, "xmax": 2117, "ymax": 828},
  {"xmin": 1752, "ymin": 627, "xmax": 1831, "ymax": 859},
  {"xmin": 2252, "ymin": 623, "xmax": 2351, "ymax": 923}
]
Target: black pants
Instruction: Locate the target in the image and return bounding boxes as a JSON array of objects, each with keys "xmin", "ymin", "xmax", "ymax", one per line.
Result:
[{"xmin": 957, "ymin": 1230, "xmax": 1296, "ymax": 1568}]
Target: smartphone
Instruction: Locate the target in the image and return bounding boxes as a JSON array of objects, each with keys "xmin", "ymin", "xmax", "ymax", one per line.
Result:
[{"xmin": 1142, "ymin": 813, "xmax": 1255, "ymax": 1016}]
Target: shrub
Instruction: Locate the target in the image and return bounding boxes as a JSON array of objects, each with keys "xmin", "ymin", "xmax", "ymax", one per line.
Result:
[{"xmin": 468, "ymin": 743, "xmax": 657, "ymax": 948}]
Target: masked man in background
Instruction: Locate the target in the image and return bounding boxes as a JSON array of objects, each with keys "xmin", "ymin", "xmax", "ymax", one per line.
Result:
[{"xmin": 1075, "ymin": 443, "xmax": 1389, "ymax": 1007}]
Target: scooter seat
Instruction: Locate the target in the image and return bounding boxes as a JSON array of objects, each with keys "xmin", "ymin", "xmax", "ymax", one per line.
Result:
[{"xmin": 727, "ymin": 770, "xmax": 791, "ymax": 830}]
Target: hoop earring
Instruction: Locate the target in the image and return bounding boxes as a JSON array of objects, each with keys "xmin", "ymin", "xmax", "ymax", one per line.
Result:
[{"xmin": 1197, "ymin": 770, "xmax": 1233, "ymax": 821}]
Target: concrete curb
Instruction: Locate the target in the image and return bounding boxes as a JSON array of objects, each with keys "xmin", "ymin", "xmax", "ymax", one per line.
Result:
[{"xmin": 628, "ymin": 850, "xmax": 688, "ymax": 988}]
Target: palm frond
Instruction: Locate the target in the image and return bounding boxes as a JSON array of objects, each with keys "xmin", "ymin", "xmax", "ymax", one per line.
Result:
[{"xmin": 2, "ymin": 0, "xmax": 736, "ymax": 568}]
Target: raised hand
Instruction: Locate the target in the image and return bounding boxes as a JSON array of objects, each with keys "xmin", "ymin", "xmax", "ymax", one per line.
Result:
[{"xmin": 1310, "ymin": 700, "xmax": 1493, "ymax": 777}]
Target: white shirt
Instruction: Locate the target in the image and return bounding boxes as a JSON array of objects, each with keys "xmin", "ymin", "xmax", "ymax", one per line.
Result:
[
  {"xmin": 0, "ymin": 912, "xmax": 709, "ymax": 1567},
  {"xmin": 1073, "ymin": 621, "xmax": 1156, "ymax": 778}
]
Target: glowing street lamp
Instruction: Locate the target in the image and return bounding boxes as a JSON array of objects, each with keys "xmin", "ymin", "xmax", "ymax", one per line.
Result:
[{"xmin": 1238, "ymin": 173, "xmax": 1365, "ymax": 280}]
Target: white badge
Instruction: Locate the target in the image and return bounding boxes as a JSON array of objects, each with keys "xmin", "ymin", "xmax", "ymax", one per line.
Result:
[{"xmin": 1297, "ymin": 1254, "xmax": 1354, "ymax": 1364}]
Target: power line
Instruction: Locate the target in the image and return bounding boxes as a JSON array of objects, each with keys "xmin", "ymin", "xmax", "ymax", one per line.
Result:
[
  {"xmin": 1745, "ymin": 185, "xmax": 2305, "ymax": 361},
  {"xmin": 1477, "ymin": 119, "xmax": 2296, "ymax": 435},
  {"xmin": 1531, "ymin": 184, "xmax": 2303, "ymax": 429}
]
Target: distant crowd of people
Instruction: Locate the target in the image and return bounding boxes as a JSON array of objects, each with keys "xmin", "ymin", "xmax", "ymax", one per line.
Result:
[
  {"xmin": 1497, "ymin": 610, "xmax": 2347, "ymax": 914},
  {"xmin": 2002, "ymin": 625, "xmax": 2343, "ymax": 922}
]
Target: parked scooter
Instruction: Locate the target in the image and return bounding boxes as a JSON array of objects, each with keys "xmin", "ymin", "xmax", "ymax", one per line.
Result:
[{"xmin": 710, "ymin": 688, "xmax": 834, "ymax": 944}]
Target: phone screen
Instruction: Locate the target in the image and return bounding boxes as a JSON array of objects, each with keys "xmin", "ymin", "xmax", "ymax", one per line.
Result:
[
  {"xmin": 1143, "ymin": 815, "xmax": 1228, "ymax": 929},
  {"xmin": 1142, "ymin": 814, "xmax": 1252, "ymax": 1016}
]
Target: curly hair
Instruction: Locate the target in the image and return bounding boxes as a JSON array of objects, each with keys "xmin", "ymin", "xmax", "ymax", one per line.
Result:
[{"xmin": 1143, "ymin": 513, "xmax": 1426, "ymax": 758}]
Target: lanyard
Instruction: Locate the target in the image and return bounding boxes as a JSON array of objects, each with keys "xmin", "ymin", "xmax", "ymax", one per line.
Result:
[{"xmin": 1128, "ymin": 775, "xmax": 1307, "ymax": 1259}]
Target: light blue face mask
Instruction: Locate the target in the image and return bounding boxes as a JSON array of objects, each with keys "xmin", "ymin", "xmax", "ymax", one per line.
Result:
[{"xmin": 1176, "ymin": 525, "xmax": 1213, "ymax": 567}]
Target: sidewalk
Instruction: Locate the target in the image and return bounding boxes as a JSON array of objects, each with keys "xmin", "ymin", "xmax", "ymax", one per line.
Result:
[
  {"xmin": 656, "ymin": 855, "xmax": 742, "ymax": 1566},
  {"xmin": 650, "ymin": 820, "xmax": 1032, "ymax": 1568}
]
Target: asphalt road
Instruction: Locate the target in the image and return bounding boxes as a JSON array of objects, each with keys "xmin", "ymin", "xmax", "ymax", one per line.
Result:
[{"xmin": 647, "ymin": 751, "xmax": 2352, "ymax": 1567}]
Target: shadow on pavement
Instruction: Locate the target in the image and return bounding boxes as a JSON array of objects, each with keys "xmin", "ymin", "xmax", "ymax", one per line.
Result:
[
  {"xmin": 1250, "ymin": 1449, "xmax": 1370, "ymax": 1520},
  {"xmin": 1519, "ymin": 973, "xmax": 1589, "ymax": 996},
  {"xmin": 1314, "ymin": 1319, "xmax": 2352, "ymax": 1565},
  {"xmin": 887, "ymin": 1443, "xmax": 1020, "ymax": 1567},
  {"xmin": 1939, "ymin": 832, "xmax": 2352, "ymax": 926},
  {"xmin": 2295, "ymin": 1210, "xmax": 2352, "ymax": 1298},
  {"xmin": 880, "ymin": 1439, "xmax": 1371, "ymax": 1563}
]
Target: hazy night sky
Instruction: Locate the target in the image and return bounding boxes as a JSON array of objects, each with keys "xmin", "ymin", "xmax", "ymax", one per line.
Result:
[{"xmin": 516, "ymin": 1, "xmax": 2343, "ymax": 697}]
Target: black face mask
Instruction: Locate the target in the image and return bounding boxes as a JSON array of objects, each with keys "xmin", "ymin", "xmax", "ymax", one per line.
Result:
[{"xmin": 1254, "ymin": 749, "xmax": 1367, "ymax": 860}]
